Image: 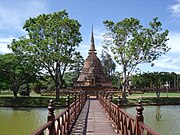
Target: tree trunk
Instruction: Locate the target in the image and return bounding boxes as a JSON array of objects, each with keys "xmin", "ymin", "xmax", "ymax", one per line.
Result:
[
  {"xmin": 122, "ymin": 67, "xmax": 127, "ymax": 99},
  {"xmin": 55, "ymin": 80, "xmax": 60, "ymax": 100},
  {"xmin": 156, "ymin": 88, "xmax": 160, "ymax": 99},
  {"xmin": 13, "ymin": 91, "xmax": 17, "ymax": 99},
  {"xmin": 12, "ymin": 87, "xmax": 18, "ymax": 100},
  {"xmin": 55, "ymin": 77, "xmax": 64, "ymax": 100}
]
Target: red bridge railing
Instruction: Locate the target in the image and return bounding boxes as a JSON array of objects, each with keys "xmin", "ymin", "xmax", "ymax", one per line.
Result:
[
  {"xmin": 98, "ymin": 93, "xmax": 160, "ymax": 135},
  {"xmin": 31, "ymin": 92, "xmax": 86, "ymax": 135}
]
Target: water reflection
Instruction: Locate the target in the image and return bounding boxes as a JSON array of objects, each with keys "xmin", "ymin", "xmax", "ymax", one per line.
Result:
[
  {"xmin": 0, "ymin": 107, "xmax": 64, "ymax": 135},
  {"xmin": 125, "ymin": 105, "xmax": 180, "ymax": 135},
  {"xmin": 155, "ymin": 106, "xmax": 161, "ymax": 121},
  {"xmin": 1, "ymin": 106, "xmax": 179, "ymax": 135},
  {"xmin": 12, "ymin": 107, "xmax": 32, "ymax": 111}
]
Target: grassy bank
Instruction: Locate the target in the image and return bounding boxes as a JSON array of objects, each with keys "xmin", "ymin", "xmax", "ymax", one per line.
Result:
[
  {"xmin": 127, "ymin": 97, "xmax": 180, "ymax": 106},
  {"xmin": 129, "ymin": 92, "xmax": 180, "ymax": 98},
  {"xmin": 0, "ymin": 92, "xmax": 180, "ymax": 107},
  {"xmin": 114, "ymin": 92, "xmax": 180, "ymax": 106},
  {"xmin": 0, "ymin": 94, "xmax": 71, "ymax": 107}
]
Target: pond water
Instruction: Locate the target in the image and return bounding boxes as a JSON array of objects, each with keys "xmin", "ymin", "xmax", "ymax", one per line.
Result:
[
  {"xmin": 0, "ymin": 107, "xmax": 64, "ymax": 135},
  {"xmin": 126, "ymin": 105, "xmax": 180, "ymax": 135},
  {"xmin": 0, "ymin": 105, "xmax": 179, "ymax": 135}
]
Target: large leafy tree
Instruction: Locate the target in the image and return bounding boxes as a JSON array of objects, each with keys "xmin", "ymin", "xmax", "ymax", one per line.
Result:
[
  {"xmin": 0, "ymin": 54, "xmax": 38, "ymax": 99},
  {"xmin": 103, "ymin": 17, "xmax": 170, "ymax": 99},
  {"xmin": 9, "ymin": 10, "xmax": 82, "ymax": 100}
]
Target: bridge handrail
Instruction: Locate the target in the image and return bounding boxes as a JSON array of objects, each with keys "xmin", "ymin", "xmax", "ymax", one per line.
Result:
[
  {"xmin": 32, "ymin": 121, "xmax": 53, "ymax": 135},
  {"xmin": 98, "ymin": 94, "xmax": 160, "ymax": 135},
  {"xmin": 138, "ymin": 122, "xmax": 160, "ymax": 135},
  {"xmin": 31, "ymin": 92, "xmax": 86, "ymax": 135}
]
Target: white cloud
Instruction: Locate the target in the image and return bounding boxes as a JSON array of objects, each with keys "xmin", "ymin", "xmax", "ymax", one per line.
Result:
[
  {"xmin": 94, "ymin": 26, "xmax": 105, "ymax": 41},
  {"xmin": 154, "ymin": 55, "xmax": 180, "ymax": 70},
  {"xmin": 0, "ymin": 37, "xmax": 14, "ymax": 54},
  {"xmin": 169, "ymin": 0, "xmax": 180, "ymax": 17},
  {"xmin": 93, "ymin": 26, "xmax": 106, "ymax": 57},
  {"xmin": 149, "ymin": 31, "xmax": 180, "ymax": 71},
  {"xmin": 137, "ymin": 31, "xmax": 180, "ymax": 72},
  {"xmin": 167, "ymin": 32, "xmax": 180, "ymax": 53},
  {"xmin": 0, "ymin": 0, "xmax": 48, "ymax": 54},
  {"xmin": 0, "ymin": 0, "xmax": 48, "ymax": 30}
]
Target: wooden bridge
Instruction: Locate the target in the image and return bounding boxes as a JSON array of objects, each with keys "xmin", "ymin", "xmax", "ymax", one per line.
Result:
[{"xmin": 31, "ymin": 92, "xmax": 160, "ymax": 135}]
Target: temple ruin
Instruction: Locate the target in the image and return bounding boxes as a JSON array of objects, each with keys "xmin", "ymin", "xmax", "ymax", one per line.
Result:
[{"xmin": 74, "ymin": 28, "xmax": 113, "ymax": 94}]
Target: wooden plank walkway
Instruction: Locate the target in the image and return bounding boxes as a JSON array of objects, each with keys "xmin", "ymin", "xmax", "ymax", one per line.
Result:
[
  {"xmin": 70, "ymin": 98, "xmax": 118, "ymax": 135},
  {"xmin": 70, "ymin": 99, "xmax": 90, "ymax": 135}
]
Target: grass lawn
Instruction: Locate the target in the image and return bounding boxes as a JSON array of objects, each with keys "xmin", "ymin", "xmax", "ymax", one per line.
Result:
[
  {"xmin": 0, "ymin": 93, "xmax": 72, "ymax": 107},
  {"xmin": 129, "ymin": 92, "xmax": 180, "ymax": 98},
  {"xmin": 113, "ymin": 92, "xmax": 180, "ymax": 106},
  {"xmin": 1, "ymin": 91, "xmax": 180, "ymax": 107},
  {"xmin": 127, "ymin": 97, "xmax": 180, "ymax": 105}
]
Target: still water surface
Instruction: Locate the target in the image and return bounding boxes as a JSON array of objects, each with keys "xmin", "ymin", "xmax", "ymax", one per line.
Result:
[
  {"xmin": 0, "ymin": 107, "xmax": 64, "ymax": 135},
  {"xmin": 126, "ymin": 105, "xmax": 180, "ymax": 135},
  {"xmin": 0, "ymin": 106, "xmax": 179, "ymax": 135}
]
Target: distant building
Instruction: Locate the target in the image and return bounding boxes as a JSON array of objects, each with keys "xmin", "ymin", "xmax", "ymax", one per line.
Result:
[{"xmin": 74, "ymin": 28, "xmax": 113, "ymax": 94}]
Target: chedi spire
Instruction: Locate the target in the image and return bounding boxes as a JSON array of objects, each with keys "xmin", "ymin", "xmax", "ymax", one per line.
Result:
[{"xmin": 89, "ymin": 26, "xmax": 96, "ymax": 52}]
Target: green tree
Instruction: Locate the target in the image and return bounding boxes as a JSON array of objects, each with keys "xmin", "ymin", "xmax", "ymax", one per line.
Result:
[
  {"xmin": 100, "ymin": 51, "xmax": 116, "ymax": 81},
  {"xmin": 110, "ymin": 71, "xmax": 122, "ymax": 88},
  {"xmin": 42, "ymin": 75, "xmax": 54, "ymax": 91},
  {"xmin": 63, "ymin": 52, "xmax": 84, "ymax": 88},
  {"xmin": 130, "ymin": 71, "xmax": 179, "ymax": 98},
  {"xmin": 69, "ymin": 52, "xmax": 84, "ymax": 79},
  {"xmin": 0, "ymin": 54, "xmax": 38, "ymax": 99},
  {"xmin": 103, "ymin": 17, "xmax": 170, "ymax": 99},
  {"xmin": 63, "ymin": 71, "xmax": 76, "ymax": 88},
  {"xmin": 9, "ymin": 10, "xmax": 82, "ymax": 100}
]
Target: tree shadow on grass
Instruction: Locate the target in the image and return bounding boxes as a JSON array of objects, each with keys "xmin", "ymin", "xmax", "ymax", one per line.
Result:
[
  {"xmin": 0, "ymin": 96, "xmax": 68, "ymax": 107},
  {"xmin": 127, "ymin": 97, "xmax": 180, "ymax": 106}
]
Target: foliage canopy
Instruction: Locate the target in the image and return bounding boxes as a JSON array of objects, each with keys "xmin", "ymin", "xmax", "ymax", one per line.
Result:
[
  {"xmin": 103, "ymin": 17, "xmax": 170, "ymax": 98},
  {"xmin": 9, "ymin": 10, "xmax": 82, "ymax": 99}
]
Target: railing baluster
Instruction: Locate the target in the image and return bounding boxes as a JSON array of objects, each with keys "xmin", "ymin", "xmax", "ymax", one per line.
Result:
[
  {"xmin": 117, "ymin": 96, "xmax": 121, "ymax": 133},
  {"xmin": 33, "ymin": 92, "xmax": 160, "ymax": 135},
  {"xmin": 78, "ymin": 93, "xmax": 81, "ymax": 112},
  {"xmin": 74, "ymin": 94, "xmax": 77, "ymax": 119},
  {"xmin": 136, "ymin": 100, "xmax": 144, "ymax": 135},
  {"xmin": 109, "ymin": 94, "xmax": 112, "ymax": 119},
  {"xmin": 32, "ymin": 91, "xmax": 86, "ymax": 135},
  {"xmin": 98, "ymin": 94, "xmax": 160, "ymax": 135},
  {"xmin": 66, "ymin": 95, "xmax": 70, "ymax": 134},
  {"xmin": 47, "ymin": 99, "xmax": 55, "ymax": 135}
]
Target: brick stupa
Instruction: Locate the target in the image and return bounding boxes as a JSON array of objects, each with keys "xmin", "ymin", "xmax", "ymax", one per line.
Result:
[{"xmin": 74, "ymin": 28, "xmax": 112, "ymax": 94}]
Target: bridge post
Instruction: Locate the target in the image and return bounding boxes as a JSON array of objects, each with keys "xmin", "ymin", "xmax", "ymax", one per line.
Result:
[
  {"xmin": 109, "ymin": 94, "xmax": 113, "ymax": 119},
  {"xmin": 106, "ymin": 92, "xmax": 109, "ymax": 99},
  {"xmin": 78, "ymin": 93, "xmax": 81, "ymax": 112},
  {"xmin": 117, "ymin": 96, "xmax": 121, "ymax": 133},
  {"xmin": 85, "ymin": 90, "xmax": 87, "ymax": 100},
  {"xmin": 103, "ymin": 91, "xmax": 105, "ymax": 97},
  {"xmin": 66, "ymin": 95, "xmax": 70, "ymax": 133},
  {"xmin": 136, "ymin": 100, "xmax": 144, "ymax": 135},
  {"xmin": 74, "ymin": 94, "xmax": 77, "ymax": 119},
  {"xmin": 109, "ymin": 93, "xmax": 113, "ymax": 102},
  {"xmin": 96, "ymin": 91, "xmax": 98, "ymax": 99},
  {"xmin": 47, "ymin": 99, "xmax": 55, "ymax": 135},
  {"xmin": 105, "ymin": 92, "xmax": 108, "ymax": 113}
]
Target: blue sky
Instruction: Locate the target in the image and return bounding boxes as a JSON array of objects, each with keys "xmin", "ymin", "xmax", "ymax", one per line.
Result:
[{"xmin": 1, "ymin": 0, "xmax": 180, "ymax": 73}]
